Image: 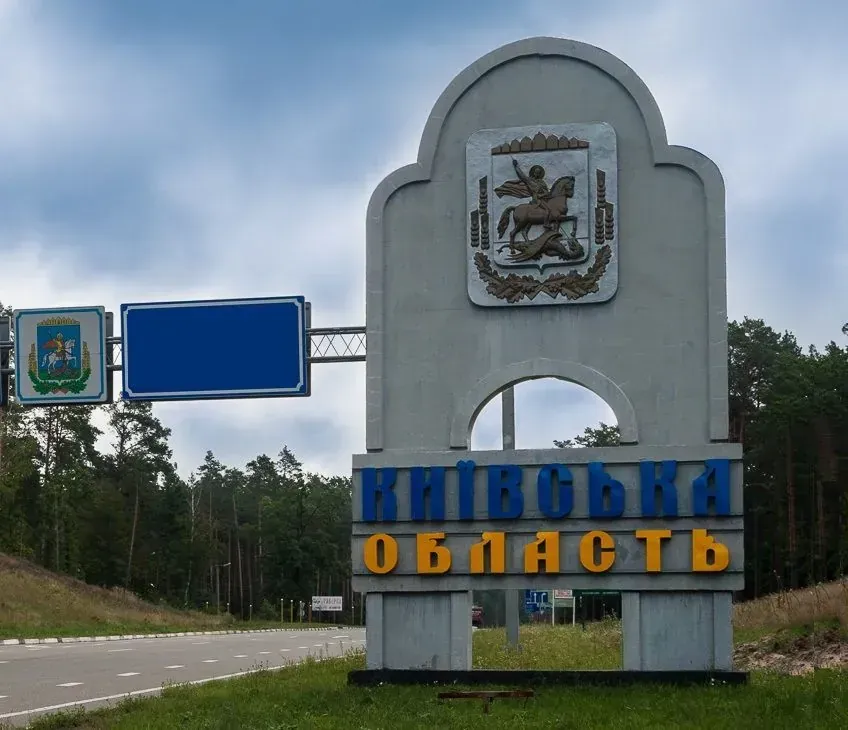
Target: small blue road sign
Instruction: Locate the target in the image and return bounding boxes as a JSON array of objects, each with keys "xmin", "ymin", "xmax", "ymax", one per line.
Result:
[
  {"xmin": 13, "ymin": 306, "xmax": 109, "ymax": 405},
  {"xmin": 523, "ymin": 589, "xmax": 550, "ymax": 613},
  {"xmin": 120, "ymin": 296, "xmax": 309, "ymax": 402}
]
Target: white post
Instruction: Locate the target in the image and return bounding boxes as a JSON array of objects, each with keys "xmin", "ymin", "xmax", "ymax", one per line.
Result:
[
  {"xmin": 551, "ymin": 590, "xmax": 555, "ymax": 626},
  {"xmin": 502, "ymin": 387, "xmax": 520, "ymax": 649}
]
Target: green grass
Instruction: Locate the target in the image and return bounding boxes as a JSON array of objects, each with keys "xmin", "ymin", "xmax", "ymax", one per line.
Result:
[
  {"xmin": 0, "ymin": 552, "xmax": 342, "ymax": 639},
  {"xmin": 19, "ymin": 623, "xmax": 848, "ymax": 730}
]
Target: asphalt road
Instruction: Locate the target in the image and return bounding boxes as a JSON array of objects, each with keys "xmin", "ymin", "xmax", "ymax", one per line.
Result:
[{"xmin": 0, "ymin": 627, "xmax": 365, "ymax": 727}]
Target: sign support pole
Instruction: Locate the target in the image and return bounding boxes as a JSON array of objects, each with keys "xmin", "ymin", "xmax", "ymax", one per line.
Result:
[{"xmin": 502, "ymin": 388, "xmax": 521, "ymax": 649}]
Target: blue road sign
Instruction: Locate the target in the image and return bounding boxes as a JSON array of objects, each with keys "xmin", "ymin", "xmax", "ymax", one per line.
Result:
[
  {"xmin": 120, "ymin": 296, "xmax": 309, "ymax": 402},
  {"xmin": 524, "ymin": 589, "xmax": 550, "ymax": 613}
]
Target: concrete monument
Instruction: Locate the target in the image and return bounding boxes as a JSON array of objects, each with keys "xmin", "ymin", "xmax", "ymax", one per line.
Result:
[{"xmin": 351, "ymin": 37, "xmax": 742, "ymax": 678}]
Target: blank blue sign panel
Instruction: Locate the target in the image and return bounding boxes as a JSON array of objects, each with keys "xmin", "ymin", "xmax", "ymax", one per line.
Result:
[{"xmin": 121, "ymin": 296, "xmax": 309, "ymax": 401}]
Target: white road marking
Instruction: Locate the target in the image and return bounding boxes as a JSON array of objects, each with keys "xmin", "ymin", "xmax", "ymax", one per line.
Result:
[
  {"xmin": 298, "ymin": 646, "xmax": 308, "ymax": 649},
  {"xmin": 0, "ymin": 661, "xmax": 8, "ymax": 664},
  {"xmin": 164, "ymin": 665, "xmax": 184, "ymax": 669},
  {"xmin": 233, "ymin": 654, "xmax": 247, "ymax": 658},
  {"xmin": 259, "ymin": 651, "xmax": 270, "ymax": 655},
  {"xmin": 0, "ymin": 696, "xmax": 7, "ymax": 700},
  {"xmin": 0, "ymin": 658, "xmax": 333, "ymax": 721},
  {"xmin": 191, "ymin": 641, "xmax": 209, "ymax": 645},
  {"xmin": 117, "ymin": 672, "xmax": 140, "ymax": 677},
  {"xmin": 313, "ymin": 644, "xmax": 323, "ymax": 647},
  {"xmin": 107, "ymin": 649, "xmax": 132, "ymax": 653},
  {"xmin": 202, "ymin": 659, "xmax": 218, "ymax": 663},
  {"xmin": 56, "ymin": 682, "xmax": 83, "ymax": 688},
  {"xmin": 333, "ymin": 635, "xmax": 349, "ymax": 639},
  {"xmin": 280, "ymin": 649, "xmax": 290, "ymax": 652}
]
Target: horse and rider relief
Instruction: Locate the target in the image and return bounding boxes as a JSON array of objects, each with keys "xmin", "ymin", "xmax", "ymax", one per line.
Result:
[
  {"xmin": 492, "ymin": 155, "xmax": 590, "ymax": 268},
  {"xmin": 466, "ymin": 126, "xmax": 618, "ymax": 307}
]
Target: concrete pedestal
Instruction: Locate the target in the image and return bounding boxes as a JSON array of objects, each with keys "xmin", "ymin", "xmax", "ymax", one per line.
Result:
[
  {"xmin": 622, "ymin": 592, "xmax": 733, "ymax": 671},
  {"xmin": 365, "ymin": 591, "xmax": 472, "ymax": 670}
]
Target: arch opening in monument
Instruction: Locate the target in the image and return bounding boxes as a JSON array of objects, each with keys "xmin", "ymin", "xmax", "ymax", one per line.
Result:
[
  {"xmin": 452, "ymin": 357, "xmax": 638, "ymax": 451},
  {"xmin": 469, "ymin": 378, "xmax": 619, "ymax": 452}
]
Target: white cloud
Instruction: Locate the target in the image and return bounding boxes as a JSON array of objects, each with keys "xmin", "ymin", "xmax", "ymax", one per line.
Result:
[{"xmin": 3, "ymin": 0, "xmax": 846, "ymax": 480}]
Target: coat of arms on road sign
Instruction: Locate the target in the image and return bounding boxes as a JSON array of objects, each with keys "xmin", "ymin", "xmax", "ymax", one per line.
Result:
[
  {"xmin": 29, "ymin": 317, "xmax": 90, "ymax": 395},
  {"xmin": 466, "ymin": 124, "xmax": 618, "ymax": 307},
  {"xmin": 13, "ymin": 307, "xmax": 108, "ymax": 404}
]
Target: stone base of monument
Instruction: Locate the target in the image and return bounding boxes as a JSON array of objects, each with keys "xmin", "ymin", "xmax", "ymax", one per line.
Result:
[
  {"xmin": 622, "ymin": 592, "xmax": 735, "ymax": 671},
  {"xmin": 364, "ymin": 591, "xmax": 472, "ymax": 670},
  {"xmin": 347, "ymin": 669, "xmax": 749, "ymax": 686}
]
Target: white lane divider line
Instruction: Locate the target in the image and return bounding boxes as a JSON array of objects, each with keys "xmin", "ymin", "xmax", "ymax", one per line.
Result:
[
  {"xmin": 0, "ymin": 660, "xmax": 8, "ymax": 664},
  {"xmin": 56, "ymin": 682, "xmax": 83, "ymax": 688},
  {"xmin": 259, "ymin": 651, "xmax": 271, "ymax": 655},
  {"xmin": 202, "ymin": 659, "xmax": 218, "ymax": 664},
  {"xmin": 332, "ymin": 635, "xmax": 349, "ymax": 639},
  {"xmin": 313, "ymin": 644, "xmax": 323, "ymax": 647},
  {"xmin": 280, "ymin": 649, "xmax": 290, "ymax": 652},
  {"xmin": 233, "ymin": 655, "xmax": 248, "ymax": 658},
  {"xmin": 298, "ymin": 646, "xmax": 308, "ymax": 650},
  {"xmin": 117, "ymin": 672, "xmax": 140, "ymax": 677},
  {"xmin": 191, "ymin": 641, "xmax": 209, "ymax": 645},
  {"xmin": 107, "ymin": 648, "xmax": 133, "ymax": 653},
  {"xmin": 164, "ymin": 665, "xmax": 184, "ymax": 669},
  {"xmin": 0, "ymin": 696, "xmax": 7, "ymax": 699}
]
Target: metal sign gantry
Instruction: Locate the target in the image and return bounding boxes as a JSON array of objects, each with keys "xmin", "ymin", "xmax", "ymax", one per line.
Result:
[{"xmin": 0, "ymin": 314, "xmax": 365, "ymax": 406}]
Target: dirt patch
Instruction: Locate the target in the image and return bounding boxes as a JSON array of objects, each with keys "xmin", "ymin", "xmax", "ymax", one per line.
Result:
[{"xmin": 734, "ymin": 626, "xmax": 848, "ymax": 675}]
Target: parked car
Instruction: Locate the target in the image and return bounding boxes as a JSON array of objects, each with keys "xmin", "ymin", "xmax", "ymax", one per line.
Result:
[{"xmin": 471, "ymin": 604, "xmax": 483, "ymax": 628}]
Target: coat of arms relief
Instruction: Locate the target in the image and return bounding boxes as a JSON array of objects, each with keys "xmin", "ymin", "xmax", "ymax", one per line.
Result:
[{"xmin": 466, "ymin": 123, "xmax": 618, "ymax": 306}]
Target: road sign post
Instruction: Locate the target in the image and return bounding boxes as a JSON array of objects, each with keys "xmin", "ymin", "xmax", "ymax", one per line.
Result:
[{"xmin": 0, "ymin": 317, "xmax": 9, "ymax": 407}]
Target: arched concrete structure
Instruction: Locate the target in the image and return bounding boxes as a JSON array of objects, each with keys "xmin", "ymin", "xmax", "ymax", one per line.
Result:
[
  {"xmin": 365, "ymin": 35, "xmax": 729, "ymax": 452},
  {"xmin": 353, "ymin": 36, "xmax": 741, "ymax": 677},
  {"xmin": 449, "ymin": 358, "xmax": 639, "ymax": 449}
]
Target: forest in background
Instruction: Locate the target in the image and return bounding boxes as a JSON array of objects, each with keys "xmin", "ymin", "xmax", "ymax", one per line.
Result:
[{"xmin": 1, "ymin": 304, "xmax": 847, "ymax": 621}]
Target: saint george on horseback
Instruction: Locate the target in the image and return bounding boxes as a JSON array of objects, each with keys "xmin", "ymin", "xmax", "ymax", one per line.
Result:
[
  {"xmin": 493, "ymin": 159, "xmax": 580, "ymax": 263},
  {"xmin": 511, "ymin": 159, "xmax": 556, "ymax": 229}
]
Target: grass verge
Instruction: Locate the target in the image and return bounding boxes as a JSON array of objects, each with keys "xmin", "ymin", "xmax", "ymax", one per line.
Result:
[
  {"xmin": 0, "ymin": 553, "xmax": 341, "ymax": 639},
  {"xmin": 20, "ymin": 624, "xmax": 848, "ymax": 730}
]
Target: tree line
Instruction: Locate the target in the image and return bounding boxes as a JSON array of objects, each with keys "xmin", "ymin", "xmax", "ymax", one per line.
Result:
[{"xmin": 1, "ymin": 304, "xmax": 846, "ymax": 620}]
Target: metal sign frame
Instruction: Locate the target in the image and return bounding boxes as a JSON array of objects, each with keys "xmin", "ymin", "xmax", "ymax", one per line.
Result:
[{"xmin": 0, "ymin": 314, "xmax": 365, "ymax": 407}]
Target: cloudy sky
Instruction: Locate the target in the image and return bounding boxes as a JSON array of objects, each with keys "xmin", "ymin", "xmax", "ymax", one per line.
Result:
[{"xmin": 2, "ymin": 0, "xmax": 846, "ymax": 479}]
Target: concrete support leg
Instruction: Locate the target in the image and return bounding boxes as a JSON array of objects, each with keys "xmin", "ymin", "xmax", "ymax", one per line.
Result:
[
  {"xmin": 622, "ymin": 591, "xmax": 733, "ymax": 670},
  {"xmin": 365, "ymin": 591, "xmax": 472, "ymax": 670},
  {"xmin": 505, "ymin": 589, "xmax": 520, "ymax": 648}
]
